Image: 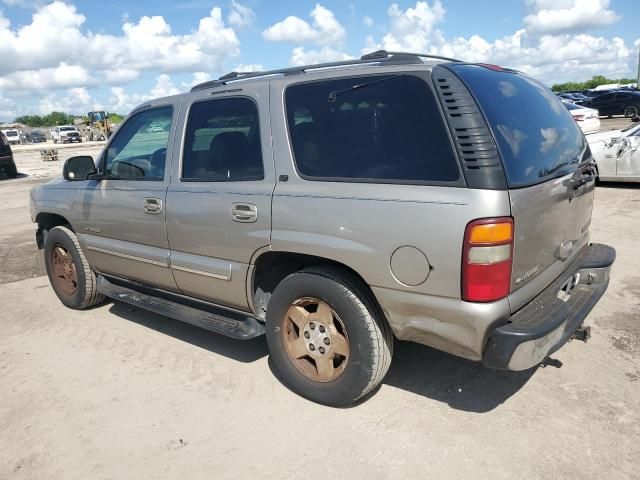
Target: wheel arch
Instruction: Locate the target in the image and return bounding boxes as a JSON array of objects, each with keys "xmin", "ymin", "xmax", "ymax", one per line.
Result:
[
  {"xmin": 35, "ymin": 212, "xmax": 73, "ymax": 249},
  {"xmin": 249, "ymin": 251, "xmax": 381, "ymax": 321}
]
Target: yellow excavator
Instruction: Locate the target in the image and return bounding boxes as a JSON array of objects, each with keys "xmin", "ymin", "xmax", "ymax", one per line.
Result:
[{"xmin": 74, "ymin": 111, "xmax": 113, "ymax": 141}]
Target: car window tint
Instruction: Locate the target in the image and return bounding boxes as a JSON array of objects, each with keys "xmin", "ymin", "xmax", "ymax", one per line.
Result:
[
  {"xmin": 105, "ymin": 106, "xmax": 172, "ymax": 181},
  {"xmin": 182, "ymin": 98, "xmax": 264, "ymax": 182},
  {"xmin": 285, "ymin": 74, "xmax": 459, "ymax": 183},
  {"xmin": 452, "ymin": 64, "xmax": 587, "ymax": 188}
]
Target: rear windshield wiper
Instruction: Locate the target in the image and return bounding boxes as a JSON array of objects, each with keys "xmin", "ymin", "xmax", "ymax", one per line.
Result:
[{"xmin": 328, "ymin": 75, "xmax": 402, "ymax": 103}]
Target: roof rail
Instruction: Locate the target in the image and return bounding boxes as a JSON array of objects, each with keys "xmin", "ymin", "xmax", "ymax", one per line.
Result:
[{"xmin": 190, "ymin": 50, "xmax": 462, "ymax": 92}]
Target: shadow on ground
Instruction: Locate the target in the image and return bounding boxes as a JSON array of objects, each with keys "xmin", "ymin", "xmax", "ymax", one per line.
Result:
[
  {"xmin": 107, "ymin": 301, "xmax": 268, "ymax": 364},
  {"xmin": 382, "ymin": 340, "xmax": 538, "ymax": 413},
  {"xmin": 107, "ymin": 298, "xmax": 539, "ymax": 412}
]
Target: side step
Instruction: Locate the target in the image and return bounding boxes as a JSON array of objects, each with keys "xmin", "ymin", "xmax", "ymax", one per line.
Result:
[{"xmin": 97, "ymin": 276, "xmax": 265, "ymax": 340}]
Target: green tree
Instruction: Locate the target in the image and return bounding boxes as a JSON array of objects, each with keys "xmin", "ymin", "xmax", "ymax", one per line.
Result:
[{"xmin": 552, "ymin": 75, "xmax": 638, "ymax": 92}]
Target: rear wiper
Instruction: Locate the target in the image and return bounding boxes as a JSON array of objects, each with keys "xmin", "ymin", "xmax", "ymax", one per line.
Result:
[{"xmin": 328, "ymin": 75, "xmax": 402, "ymax": 103}]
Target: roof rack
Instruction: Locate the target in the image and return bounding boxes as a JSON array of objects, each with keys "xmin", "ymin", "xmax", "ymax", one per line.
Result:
[{"xmin": 191, "ymin": 50, "xmax": 463, "ymax": 92}]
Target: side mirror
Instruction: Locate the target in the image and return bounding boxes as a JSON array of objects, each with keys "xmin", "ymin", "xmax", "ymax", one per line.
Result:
[{"xmin": 63, "ymin": 156, "xmax": 97, "ymax": 181}]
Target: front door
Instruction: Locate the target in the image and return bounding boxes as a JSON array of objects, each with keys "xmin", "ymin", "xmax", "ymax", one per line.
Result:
[
  {"xmin": 165, "ymin": 87, "xmax": 273, "ymax": 311},
  {"xmin": 75, "ymin": 101, "xmax": 179, "ymax": 291}
]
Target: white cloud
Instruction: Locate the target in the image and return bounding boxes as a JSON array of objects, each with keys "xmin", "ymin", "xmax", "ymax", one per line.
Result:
[
  {"xmin": 363, "ymin": 15, "xmax": 374, "ymax": 28},
  {"xmin": 233, "ymin": 64, "xmax": 265, "ymax": 72},
  {"xmin": 0, "ymin": 1, "xmax": 241, "ymax": 91},
  {"xmin": 523, "ymin": 0, "xmax": 619, "ymax": 34},
  {"xmin": 365, "ymin": 1, "xmax": 446, "ymax": 53},
  {"xmin": 263, "ymin": 4, "xmax": 345, "ymax": 46},
  {"xmin": 227, "ymin": 0, "xmax": 255, "ymax": 29},
  {"xmin": 38, "ymin": 87, "xmax": 102, "ymax": 116},
  {"xmin": 290, "ymin": 47, "xmax": 354, "ymax": 66},
  {"xmin": 149, "ymin": 74, "xmax": 181, "ymax": 98}
]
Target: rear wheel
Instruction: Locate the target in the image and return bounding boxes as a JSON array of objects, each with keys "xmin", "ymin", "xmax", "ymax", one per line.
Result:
[
  {"xmin": 44, "ymin": 226, "xmax": 104, "ymax": 310},
  {"xmin": 266, "ymin": 267, "xmax": 393, "ymax": 406},
  {"xmin": 4, "ymin": 161, "xmax": 17, "ymax": 178},
  {"xmin": 624, "ymin": 106, "xmax": 638, "ymax": 118}
]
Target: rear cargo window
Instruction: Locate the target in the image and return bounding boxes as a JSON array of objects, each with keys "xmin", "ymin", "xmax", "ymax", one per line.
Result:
[
  {"xmin": 452, "ymin": 65, "xmax": 587, "ymax": 187},
  {"xmin": 285, "ymin": 74, "xmax": 459, "ymax": 183}
]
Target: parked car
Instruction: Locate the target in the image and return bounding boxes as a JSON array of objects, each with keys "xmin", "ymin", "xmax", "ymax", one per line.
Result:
[
  {"xmin": 52, "ymin": 126, "xmax": 82, "ymax": 143},
  {"xmin": 557, "ymin": 92, "xmax": 589, "ymax": 103},
  {"xmin": 587, "ymin": 121, "xmax": 640, "ymax": 182},
  {"xmin": 579, "ymin": 91, "xmax": 640, "ymax": 118},
  {"xmin": 0, "ymin": 132, "xmax": 17, "ymax": 178},
  {"xmin": 30, "ymin": 51, "xmax": 615, "ymax": 406},
  {"xmin": 564, "ymin": 102, "xmax": 600, "ymax": 134},
  {"xmin": 1, "ymin": 128, "xmax": 21, "ymax": 145},
  {"xmin": 29, "ymin": 130, "xmax": 47, "ymax": 143}
]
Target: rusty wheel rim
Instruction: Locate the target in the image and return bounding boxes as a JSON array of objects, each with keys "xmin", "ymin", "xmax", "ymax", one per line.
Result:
[
  {"xmin": 51, "ymin": 244, "xmax": 78, "ymax": 296},
  {"xmin": 282, "ymin": 297, "xmax": 350, "ymax": 383}
]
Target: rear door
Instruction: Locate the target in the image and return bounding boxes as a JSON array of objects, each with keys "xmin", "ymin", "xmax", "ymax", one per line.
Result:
[
  {"xmin": 165, "ymin": 85, "xmax": 273, "ymax": 311},
  {"xmin": 451, "ymin": 64, "xmax": 595, "ymax": 311}
]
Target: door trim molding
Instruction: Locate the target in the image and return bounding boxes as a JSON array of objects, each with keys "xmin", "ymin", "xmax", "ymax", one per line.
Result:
[
  {"xmin": 171, "ymin": 263, "xmax": 232, "ymax": 281},
  {"xmin": 87, "ymin": 246, "xmax": 168, "ymax": 267}
]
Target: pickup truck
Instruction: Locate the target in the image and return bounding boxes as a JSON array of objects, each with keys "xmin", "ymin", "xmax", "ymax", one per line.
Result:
[{"xmin": 52, "ymin": 126, "xmax": 82, "ymax": 144}]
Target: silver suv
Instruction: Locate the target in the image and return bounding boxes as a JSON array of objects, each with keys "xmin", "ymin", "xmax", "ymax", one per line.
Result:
[{"xmin": 30, "ymin": 51, "xmax": 615, "ymax": 406}]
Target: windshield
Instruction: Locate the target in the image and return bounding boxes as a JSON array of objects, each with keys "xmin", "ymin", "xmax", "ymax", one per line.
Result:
[
  {"xmin": 451, "ymin": 64, "xmax": 587, "ymax": 188},
  {"xmin": 5, "ymin": 131, "xmax": 17, "ymax": 136},
  {"xmin": 60, "ymin": 127, "xmax": 75, "ymax": 131}
]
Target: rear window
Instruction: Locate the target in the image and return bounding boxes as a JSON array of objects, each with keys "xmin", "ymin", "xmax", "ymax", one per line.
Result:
[
  {"xmin": 5, "ymin": 131, "xmax": 17, "ymax": 137},
  {"xmin": 285, "ymin": 74, "xmax": 460, "ymax": 183},
  {"xmin": 452, "ymin": 65, "xmax": 587, "ymax": 187}
]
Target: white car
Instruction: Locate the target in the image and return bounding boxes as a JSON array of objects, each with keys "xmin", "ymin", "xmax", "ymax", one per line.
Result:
[
  {"xmin": 587, "ymin": 122, "xmax": 640, "ymax": 182},
  {"xmin": 52, "ymin": 125, "xmax": 82, "ymax": 144},
  {"xmin": 564, "ymin": 102, "xmax": 600, "ymax": 134},
  {"xmin": 1, "ymin": 129, "xmax": 20, "ymax": 145}
]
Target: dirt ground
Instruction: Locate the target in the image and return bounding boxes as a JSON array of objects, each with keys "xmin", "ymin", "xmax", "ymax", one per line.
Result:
[{"xmin": 0, "ymin": 118, "xmax": 639, "ymax": 479}]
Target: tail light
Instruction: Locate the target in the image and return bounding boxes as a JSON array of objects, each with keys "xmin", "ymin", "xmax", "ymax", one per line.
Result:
[
  {"xmin": 462, "ymin": 217, "xmax": 513, "ymax": 302},
  {"xmin": 572, "ymin": 114, "xmax": 585, "ymax": 121}
]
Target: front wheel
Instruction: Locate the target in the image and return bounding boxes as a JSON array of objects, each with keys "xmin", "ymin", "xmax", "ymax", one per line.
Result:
[
  {"xmin": 624, "ymin": 106, "xmax": 638, "ymax": 118},
  {"xmin": 266, "ymin": 267, "xmax": 393, "ymax": 406},
  {"xmin": 44, "ymin": 226, "xmax": 104, "ymax": 310}
]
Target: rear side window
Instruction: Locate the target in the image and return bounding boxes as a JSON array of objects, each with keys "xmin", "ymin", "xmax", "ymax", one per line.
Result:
[
  {"xmin": 285, "ymin": 74, "xmax": 459, "ymax": 183},
  {"xmin": 182, "ymin": 98, "xmax": 263, "ymax": 182},
  {"xmin": 452, "ymin": 65, "xmax": 587, "ymax": 187}
]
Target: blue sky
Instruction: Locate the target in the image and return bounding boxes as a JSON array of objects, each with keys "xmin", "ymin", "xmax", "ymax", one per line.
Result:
[{"xmin": 0, "ymin": 0, "xmax": 638, "ymax": 120}]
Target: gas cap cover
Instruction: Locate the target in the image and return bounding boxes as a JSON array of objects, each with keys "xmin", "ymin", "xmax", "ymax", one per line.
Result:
[{"xmin": 390, "ymin": 246, "xmax": 431, "ymax": 286}]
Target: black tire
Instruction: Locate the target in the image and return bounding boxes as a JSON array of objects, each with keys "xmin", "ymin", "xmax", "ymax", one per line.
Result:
[
  {"xmin": 624, "ymin": 106, "xmax": 638, "ymax": 118},
  {"xmin": 4, "ymin": 161, "xmax": 17, "ymax": 178},
  {"xmin": 44, "ymin": 226, "xmax": 104, "ymax": 310},
  {"xmin": 265, "ymin": 266, "xmax": 394, "ymax": 406}
]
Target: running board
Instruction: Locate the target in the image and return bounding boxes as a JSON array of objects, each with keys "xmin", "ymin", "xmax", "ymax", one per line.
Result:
[{"xmin": 97, "ymin": 276, "xmax": 265, "ymax": 340}]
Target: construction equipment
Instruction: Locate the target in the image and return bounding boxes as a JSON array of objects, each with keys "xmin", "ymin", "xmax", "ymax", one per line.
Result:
[{"xmin": 74, "ymin": 111, "xmax": 113, "ymax": 142}]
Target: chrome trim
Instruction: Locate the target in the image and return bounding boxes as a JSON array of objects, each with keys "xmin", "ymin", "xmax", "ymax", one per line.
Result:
[
  {"xmin": 87, "ymin": 246, "xmax": 168, "ymax": 267},
  {"xmin": 171, "ymin": 263, "xmax": 232, "ymax": 281}
]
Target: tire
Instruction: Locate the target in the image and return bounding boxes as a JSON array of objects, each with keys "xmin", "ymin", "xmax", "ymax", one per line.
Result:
[
  {"xmin": 4, "ymin": 161, "xmax": 17, "ymax": 178},
  {"xmin": 265, "ymin": 266, "xmax": 394, "ymax": 406},
  {"xmin": 44, "ymin": 226, "xmax": 104, "ymax": 310},
  {"xmin": 623, "ymin": 106, "xmax": 638, "ymax": 118}
]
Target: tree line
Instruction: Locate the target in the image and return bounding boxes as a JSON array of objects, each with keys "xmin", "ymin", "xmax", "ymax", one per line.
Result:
[
  {"xmin": 551, "ymin": 75, "xmax": 637, "ymax": 92},
  {"xmin": 13, "ymin": 112, "xmax": 124, "ymax": 127}
]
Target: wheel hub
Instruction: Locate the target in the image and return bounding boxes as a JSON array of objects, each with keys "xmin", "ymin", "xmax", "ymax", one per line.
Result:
[{"xmin": 302, "ymin": 321, "xmax": 331, "ymax": 357}]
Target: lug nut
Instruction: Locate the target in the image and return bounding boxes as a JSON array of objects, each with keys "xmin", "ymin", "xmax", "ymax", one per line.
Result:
[
  {"xmin": 319, "ymin": 325, "xmax": 325, "ymax": 333},
  {"xmin": 310, "ymin": 322, "xmax": 315, "ymax": 330},
  {"xmin": 309, "ymin": 344, "xmax": 315, "ymax": 351},
  {"xmin": 304, "ymin": 331, "xmax": 310, "ymax": 339},
  {"xmin": 323, "ymin": 337, "xmax": 330, "ymax": 345},
  {"xmin": 319, "ymin": 347, "xmax": 325, "ymax": 354}
]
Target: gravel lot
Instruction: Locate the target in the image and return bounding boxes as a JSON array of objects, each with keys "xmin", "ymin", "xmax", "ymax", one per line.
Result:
[{"xmin": 0, "ymin": 118, "xmax": 639, "ymax": 479}]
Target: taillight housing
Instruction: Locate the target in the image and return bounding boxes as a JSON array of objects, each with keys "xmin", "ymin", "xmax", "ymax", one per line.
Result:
[{"xmin": 462, "ymin": 217, "xmax": 514, "ymax": 303}]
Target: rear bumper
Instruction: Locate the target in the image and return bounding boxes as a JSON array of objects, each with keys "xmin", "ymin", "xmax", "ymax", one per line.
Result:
[
  {"xmin": 483, "ymin": 243, "xmax": 615, "ymax": 370},
  {"xmin": 0, "ymin": 155, "xmax": 14, "ymax": 166}
]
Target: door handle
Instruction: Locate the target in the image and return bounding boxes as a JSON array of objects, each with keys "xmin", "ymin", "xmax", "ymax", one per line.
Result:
[
  {"xmin": 144, "ymin": 197, "xmax": 163, "ymax": 215},
  {"xmin": 231, "ymin": 203, "xmax": 257, "ymax": 223}
]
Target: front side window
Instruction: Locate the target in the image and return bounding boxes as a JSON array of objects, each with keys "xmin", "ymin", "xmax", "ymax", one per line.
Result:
[
  {"xmin": 285, "ymin": 74, "xmax": 459, "ymax": 183},
  {"xmin": 105, "ymin": 106, "xmax": 173, "ymax": 181},
  {"xmin": 182, "ymin": 98, "xmax": 263, "ymax": 181}
]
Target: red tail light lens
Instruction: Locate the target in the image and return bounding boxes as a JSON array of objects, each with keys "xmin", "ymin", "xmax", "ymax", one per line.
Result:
[
  {"xmin": 572, "ymin": 114, "xmax": 585, "ymax": 121},
  {"xmin": 462, "ymin": 217, "xmax": 514, "ymax": 302}
]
